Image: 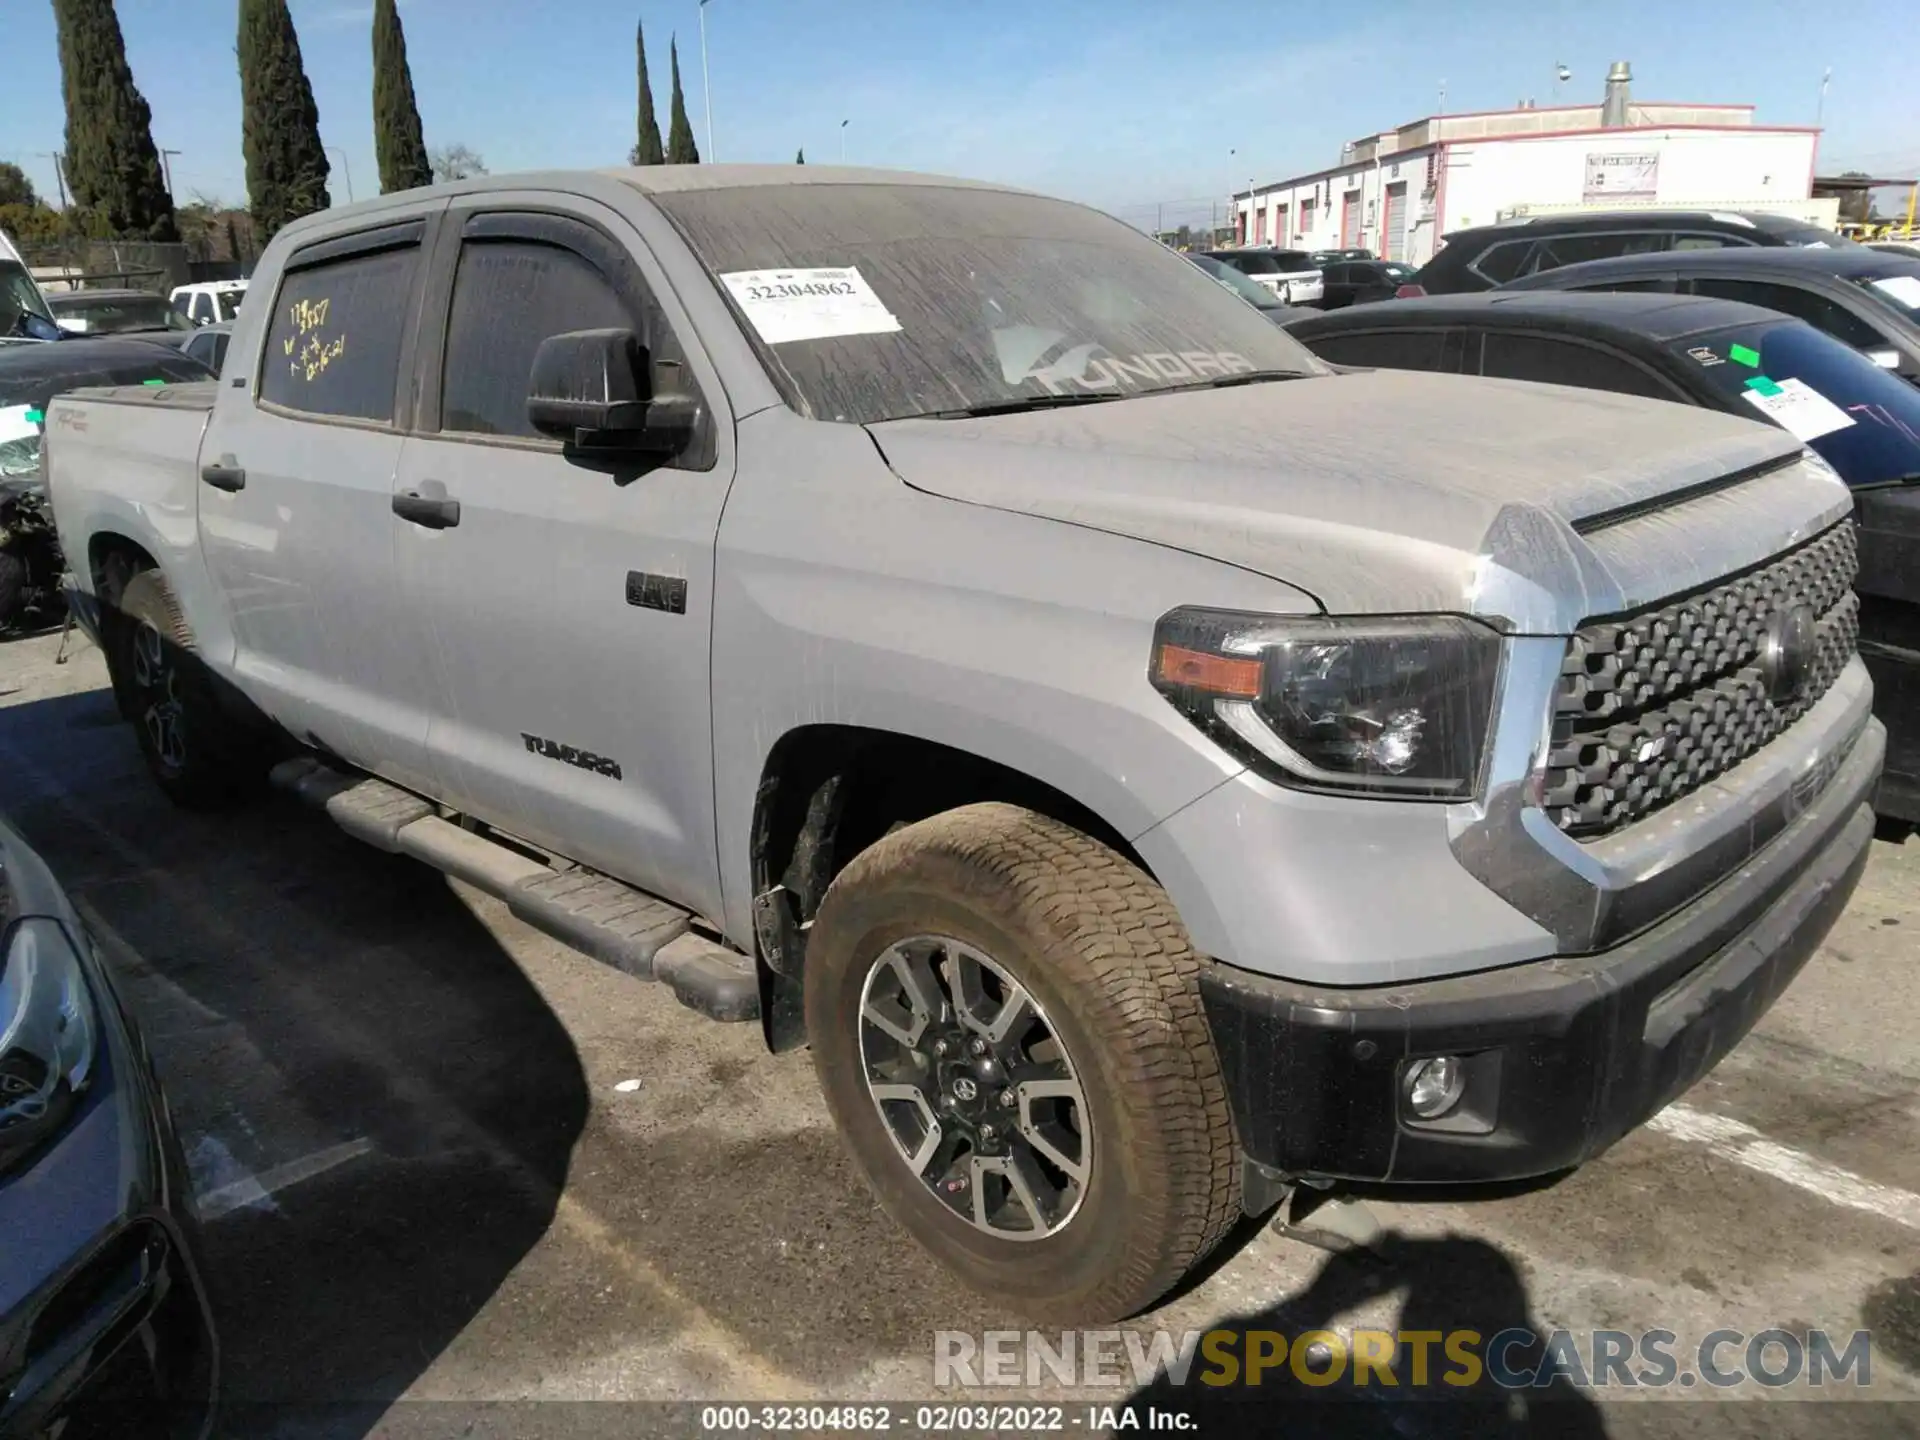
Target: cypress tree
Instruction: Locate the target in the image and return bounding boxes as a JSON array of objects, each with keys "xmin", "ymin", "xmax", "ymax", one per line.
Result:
[
  {"xmin": 372, "ymin": 0, "xmax": 431, "ymax": 193},
  {"xmin": 628, "ymin": 17, "xmax": 666, "ymax": 165},
  {"xmin": 51, "ymin": 0, "xmax": 178, "ymax": 240},
  {"xmin": 238, "ymin": 0, "xmax": 331, "ymax": 239},
  {"xmin": 795, "ymin": 149, "xmax": 805, "ymax": 165},
  {"xmin": 666, "ymin": 38, "xmax": 700, "ymax": 164}
]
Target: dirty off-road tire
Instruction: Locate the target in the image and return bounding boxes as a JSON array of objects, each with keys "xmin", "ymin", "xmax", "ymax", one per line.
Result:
[
  {"xmin": 116, "ymin": 569, "xmax": 260, "ymax": 808},
  {"xmin": 805, "ymin": 802, "xmax": 1242, "ymax": 1321}
]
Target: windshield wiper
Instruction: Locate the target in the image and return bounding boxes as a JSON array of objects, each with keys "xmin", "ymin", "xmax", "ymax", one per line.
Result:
[
  {"xmin": 922, "ymin": 392, "xmax": 1130, "ymax": 420},
  {"xmin": 1852, "ymin": 472, "xmax": 1920, "ymax": 491},
  {"xmin": 1153, "ymin": 369, "xmax": 1313, "ymax": 396}
]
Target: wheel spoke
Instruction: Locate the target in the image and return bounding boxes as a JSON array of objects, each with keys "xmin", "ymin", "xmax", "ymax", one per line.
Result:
[
  {"xmin": 861, "ymin": 944, "xmax": 942, "ymax": 1050},
  {"xmin": 1017, "ymin": 1078, "xmax": 1088, "ymax": 1185},
  {"xmin": 870, "ymin": 1082, "xmax": 943, "ymax": 1174}
]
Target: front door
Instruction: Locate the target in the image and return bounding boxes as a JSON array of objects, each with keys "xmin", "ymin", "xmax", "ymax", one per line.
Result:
[
  {"xmin": 196, "ymin": 214, "xmax": 445, "ymax": 789},
  {"xmin": 390, "ymin": 200, "xmax": 736, "ymax": 921}
]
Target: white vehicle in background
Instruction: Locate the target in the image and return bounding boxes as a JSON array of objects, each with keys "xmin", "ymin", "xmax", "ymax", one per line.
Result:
[
  {"xmin": 1197, "ymin": 247, "xmax": 1324, "ymax": 306},
  {"xmin": 0, "ymin": 228, "xmax": 63, "ymax": 344},
  {"xmin": 168, "ymin": 279, "xmax": 248, "ymax": 328}
]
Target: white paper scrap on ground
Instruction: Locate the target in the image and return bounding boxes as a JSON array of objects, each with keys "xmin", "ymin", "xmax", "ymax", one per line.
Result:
[
  {"xmin": 1740, "ymin": 377, "xmax": 1856, "ymax": 443},
  {"xmin": 720, "ymin": 267, "xmax": 902, "ymax": 345},
  {"xmin": 614, "ymin": 1078, "xmax": 642, "ymax": 1093}
]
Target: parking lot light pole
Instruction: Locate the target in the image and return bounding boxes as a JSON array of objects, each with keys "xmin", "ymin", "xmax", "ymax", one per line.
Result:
[
  {"xmin": 700, "ymin": 0, "xmax": 716, "ymax": 162},
  {"xmin": 160, "ymin": 148, "xmax": 181, "ymax": 203}
]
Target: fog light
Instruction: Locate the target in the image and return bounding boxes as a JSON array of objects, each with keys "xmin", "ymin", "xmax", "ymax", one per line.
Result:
[{"xmin": 1405, "ymin": 1056, "xmax": 1465, "ymax": 1120}]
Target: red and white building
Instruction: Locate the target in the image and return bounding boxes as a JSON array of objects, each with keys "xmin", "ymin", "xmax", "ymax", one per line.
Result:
[{"xmin": 1231, "ymin": 64, "xmax": 1826, "ymax": 268}]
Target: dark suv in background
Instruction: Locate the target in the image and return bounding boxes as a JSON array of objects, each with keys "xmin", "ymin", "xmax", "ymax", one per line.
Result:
[{"xmin": 1402, "ymin": 210, "xmax": 1852, "ymax": 296}]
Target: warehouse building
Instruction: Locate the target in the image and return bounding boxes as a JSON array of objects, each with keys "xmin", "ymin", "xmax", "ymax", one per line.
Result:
[{"xmin": 1232, "ymin": 63, "xmax": 1827, "ymax": 268}]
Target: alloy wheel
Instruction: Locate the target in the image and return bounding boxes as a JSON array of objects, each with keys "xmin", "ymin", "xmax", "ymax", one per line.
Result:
[{"xmin": 858, "ymin": 935, "xmax": 1090, "ymax": 1241}]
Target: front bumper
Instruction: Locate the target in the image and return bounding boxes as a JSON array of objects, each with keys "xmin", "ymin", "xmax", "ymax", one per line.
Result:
[
  {"xmin": 1200, "ymin": 715, "xmax": 1884, "ymax": 1185},
  {"xmin": 0, "ymin": 916, "xmax": 217, "ymax": 1440}
]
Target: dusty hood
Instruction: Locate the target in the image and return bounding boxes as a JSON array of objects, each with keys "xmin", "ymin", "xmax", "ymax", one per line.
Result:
[{"xmin": 867, "ymin": 370, "xmax": 1852, "ymax": 633}]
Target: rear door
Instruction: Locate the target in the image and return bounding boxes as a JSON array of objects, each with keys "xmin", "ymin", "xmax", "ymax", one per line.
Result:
[
  {"xmin": 196, "ymin": 212, "xmax": 447, "ymax": 788},
  {"xmin": 389, "ymin": 198, "xmax": 737, "ymax": 919}
]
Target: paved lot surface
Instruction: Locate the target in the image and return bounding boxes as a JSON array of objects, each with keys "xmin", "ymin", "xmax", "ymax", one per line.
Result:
[{"xmin": 3, "ymin": 626, "xmax": 1919, "ymax": 1438}]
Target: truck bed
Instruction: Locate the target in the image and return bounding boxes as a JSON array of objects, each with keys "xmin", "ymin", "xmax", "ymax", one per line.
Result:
[{"xmin": 45, "ymin": 381, "xmax": 217, "ymax": 604}]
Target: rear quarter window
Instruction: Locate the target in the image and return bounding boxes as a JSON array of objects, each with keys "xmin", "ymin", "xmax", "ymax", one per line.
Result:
[{"xmin": 259, "ymin": 244, "xmax": 418, "ymax": 422}]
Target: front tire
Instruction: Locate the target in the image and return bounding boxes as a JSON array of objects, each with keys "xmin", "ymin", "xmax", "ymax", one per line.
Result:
[
  {"xmin": 805, "ymin": 802, "xmax": 1242, "ymax": 1321},
  {"xmin": 116, "ymin": 570, "xmax": 261, "ymax": 808}
]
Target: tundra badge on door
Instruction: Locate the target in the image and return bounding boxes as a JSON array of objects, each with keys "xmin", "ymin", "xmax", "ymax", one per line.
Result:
[{"xmin": 521, "ymin": 733, "xmax": 623, "ymax": 779}]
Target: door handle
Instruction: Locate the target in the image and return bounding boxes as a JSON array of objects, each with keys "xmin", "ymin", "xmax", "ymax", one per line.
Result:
[
  {"xmin": 200, "ymin": 463, "xmax": 246, "ymax": 492},
  {"xmin": 392, "ymin": 490, "xmax": 462, "ymax": 529}
]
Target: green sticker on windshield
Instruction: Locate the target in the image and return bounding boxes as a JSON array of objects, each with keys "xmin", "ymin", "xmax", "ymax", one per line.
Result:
[
  {"xmin": 1745, "ymin": 375, "xmax": 1783, "ymax": 397},
  {"xmin": 1729, "ymin": 343, "xmax": 1762, "ymax": 368},
  {"xmin": 142, "ymin": 377, "xmax": 167, "ymax": 386},
  {"xmin": 23, "ymin": 409, "xmax": 42, "ymax": 425}
]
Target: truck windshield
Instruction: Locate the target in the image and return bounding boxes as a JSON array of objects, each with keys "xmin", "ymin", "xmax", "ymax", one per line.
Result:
[
  {"xmin": 1671, "ymin": 319, "xmax": 1920, "ymax": 486},
  {"xmin": 654, "ymin": 184, "xmax": 1323, "ymax": 423},
  {"xmin": 1, "ymin": 262, "xmax": 57, "ymax": 332}
]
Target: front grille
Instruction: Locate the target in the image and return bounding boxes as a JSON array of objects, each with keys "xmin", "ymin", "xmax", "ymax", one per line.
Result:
[{"xmin": 1543, "ymin": 524, "xmax": 1859, "ymax": 838}]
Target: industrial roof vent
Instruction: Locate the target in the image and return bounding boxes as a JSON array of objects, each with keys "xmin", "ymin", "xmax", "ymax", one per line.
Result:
[{"xmin": 1602, "ymin": 61, "xmax": 1632, "ymax": 127}]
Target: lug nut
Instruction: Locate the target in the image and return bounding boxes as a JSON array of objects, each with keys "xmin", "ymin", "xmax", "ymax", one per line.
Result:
[
  {"xmin": 968, "ymin": 1037, "xmax": 988, "ymax": 1057},
  {"xmin": 932, "ymin": 1039, "xmax": 950, "ymax": 1057},
  {"xmin": 979, "ymin": 1123, "xmax": 997, "ymax": 1143},
  {"xmin": 998, "ymin": 1089, "xmax": 1017, "ymax": 1110}
]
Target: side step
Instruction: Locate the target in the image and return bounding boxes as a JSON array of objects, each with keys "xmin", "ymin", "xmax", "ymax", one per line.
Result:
[{"xmin": 269, "ymin": 757, "xmax": 758, "ymax": 1021}]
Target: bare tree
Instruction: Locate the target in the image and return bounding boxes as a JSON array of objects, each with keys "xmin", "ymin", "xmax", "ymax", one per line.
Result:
[{"xmin": 429, "ymin": 143, "xmax": 487, "ymax": 183}]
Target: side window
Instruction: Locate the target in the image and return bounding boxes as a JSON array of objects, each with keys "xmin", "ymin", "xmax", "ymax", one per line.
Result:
[
  {"xmin": 1481, "ymin": 333, "xmax": 1675, "ymax": 400},
  {"xmin": 1673, "ymin": 234, "xmax": 1740, "ymax": 251},
  {"xmin": 1527, "ymin": 231, "xmax": 1669, "ymax": 275},
  {"xmin": 1323, "ymin": 264, "xmax": 1351, "ymax": 285},
  {"xmin": 1568, "ymin": 278, "xmax": 1676, "ymax": 294},
  {"xmin": 259, "ymin": 243, "xmax": 419, "ymax": 421},
  {"xmin": 1687, "ymin": 278, "xmax": 1885, "ymax": 349},
  {"xmin": 440, "ymin": 239, "xmax": 636, "ymax": 439},
  {"xmin": 1306, "ymin": 329, "xmax": 1448, "ymax": 372},
  {"xmin": 1471, "ymin": 240, "xmax": 1533, "ymax": 284}
]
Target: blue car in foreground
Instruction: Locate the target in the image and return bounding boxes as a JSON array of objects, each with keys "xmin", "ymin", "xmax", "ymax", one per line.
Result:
[{"xmin": 0, "ymin": 816, "xmax": 216, "ymax": 1439}]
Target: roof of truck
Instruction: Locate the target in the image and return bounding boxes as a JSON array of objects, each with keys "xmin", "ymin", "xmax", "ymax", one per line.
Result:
[
  {"xmin": 599, "ymin": 163, "xmax": 1025, "ymax": 196},
  {"xmin": 1286, "ymin": 290, "xmax": 1789, "ymax": 345}
]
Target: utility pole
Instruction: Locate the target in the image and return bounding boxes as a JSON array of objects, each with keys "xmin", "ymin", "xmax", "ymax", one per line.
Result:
[
  {"xmin": 1815, "ymin": 67, "xmax": 1831, "ymax": 127},
  {"xmin": 37, "ymin": 152, "xmax": 68, "ymax": 209},
  {"xmin": 160, "ymin": 148, "xmax": 182, "ymax": 203},
  {"xmin": 326, "ymin": 147, "xmax": 354, "ymax": 203},
  {"xmin": 699, "ymin": 0, "xmax": 716, "ymax": 162}
]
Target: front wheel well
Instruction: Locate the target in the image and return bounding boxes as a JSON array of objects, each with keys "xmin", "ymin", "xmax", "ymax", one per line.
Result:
[{"xmin": 749, "ymin": 725, "xmax": 1155, "ymax": 1046}]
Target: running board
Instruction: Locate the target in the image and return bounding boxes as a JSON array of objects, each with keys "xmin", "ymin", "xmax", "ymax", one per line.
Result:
[{"xmin": 268, "ymin": 757, "xmax": 758, "ymax": 1021}]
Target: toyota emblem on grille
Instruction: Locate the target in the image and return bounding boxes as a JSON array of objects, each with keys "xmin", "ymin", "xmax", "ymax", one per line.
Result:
[{"xmin": 1760, "ymin": 604, "xmax": 1818, "ymax": 703}]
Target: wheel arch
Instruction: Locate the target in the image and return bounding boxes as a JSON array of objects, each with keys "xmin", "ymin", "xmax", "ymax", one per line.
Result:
[{"xmin": 747, "ymin": 723, "xmax": 1162, "ymax": 1051}]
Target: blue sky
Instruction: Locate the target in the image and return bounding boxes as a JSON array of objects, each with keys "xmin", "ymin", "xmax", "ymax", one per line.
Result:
[{"xmin": 4, "ymin": 0, "xmax": 1917, "ymax": 232}]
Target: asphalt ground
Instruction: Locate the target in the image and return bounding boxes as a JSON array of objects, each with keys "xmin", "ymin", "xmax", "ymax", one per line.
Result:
[{"xmin": 2, "ymin": 624, "xmax": 1918, "ymax": 1439}]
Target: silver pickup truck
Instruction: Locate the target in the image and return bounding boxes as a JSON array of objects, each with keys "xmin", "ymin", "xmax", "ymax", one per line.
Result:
[{"xmin": 44, "ymin": 165, "xmax": 1883, "ymax": 1321}]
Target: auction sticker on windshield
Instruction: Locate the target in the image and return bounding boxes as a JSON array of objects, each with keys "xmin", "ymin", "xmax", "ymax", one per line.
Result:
[
  {"xmin": 719, "ymin": 266, "xmax": 902, "ymax": 345},
  {"xmin": 1740, "ymin": 376, "xmax": 1855, "ymax": 443}
]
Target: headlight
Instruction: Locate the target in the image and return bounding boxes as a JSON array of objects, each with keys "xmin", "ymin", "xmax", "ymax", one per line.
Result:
[
  {"xmin": 1150, "ymin": 609, "xmax": 1504, "ymax": 798},
  {"xmin": 0, "ymin": 918, "xmax": 99, "ymax": 1175}
]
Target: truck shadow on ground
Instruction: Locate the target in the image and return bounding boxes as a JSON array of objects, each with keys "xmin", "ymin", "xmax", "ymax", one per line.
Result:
[
  {"xmin": 1125, "ymin": 1230, "xmax": 1607, "ymax": 1438},
  {"xmin": 0, "ymin": 685, "xmax": 593, "ymax": 1439}
]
